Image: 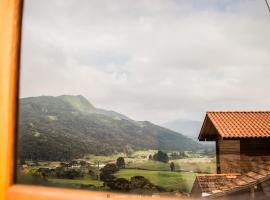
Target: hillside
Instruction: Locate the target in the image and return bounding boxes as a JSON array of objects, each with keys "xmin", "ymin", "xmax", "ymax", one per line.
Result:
[{"xmin": 18, "ymin": 95, "xmax": 204, "ymax": 161}]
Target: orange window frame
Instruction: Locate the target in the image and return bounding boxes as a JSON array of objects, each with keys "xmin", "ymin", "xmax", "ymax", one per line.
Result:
[{"xmin": 0, "ymin": 1, "xmax": 190, "ymax": 200}]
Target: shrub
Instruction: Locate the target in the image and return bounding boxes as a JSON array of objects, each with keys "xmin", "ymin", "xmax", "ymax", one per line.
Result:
[{"xmin": 170, "ymin": 162, "xmax": 175, "ymax": 172}]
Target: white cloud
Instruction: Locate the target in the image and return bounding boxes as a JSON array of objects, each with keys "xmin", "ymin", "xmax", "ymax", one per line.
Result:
[{"xmin": 20, "ymin": 0, "xmax": 270, "ymax": 124}]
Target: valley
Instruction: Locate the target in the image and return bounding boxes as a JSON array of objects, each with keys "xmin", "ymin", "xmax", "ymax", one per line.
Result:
[
  {"xmin": 17, "ymin": 150, "xmax": 216, "ymax": 194},
  {"xmin": 17, "ymin": 95, "xmax": 215, "ymax": 196}
]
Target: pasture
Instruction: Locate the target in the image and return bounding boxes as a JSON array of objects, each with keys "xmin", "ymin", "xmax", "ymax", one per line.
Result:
[
  {"xmin": 18, "ymin": 150, "xmax": 215, "ymax": 194},
  {"xmin": 115, "ymin": 169, "xmax": 195, "ymax": 193}
]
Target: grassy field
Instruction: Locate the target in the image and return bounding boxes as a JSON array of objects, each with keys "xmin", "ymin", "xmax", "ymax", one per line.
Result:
[
  {"xmin": 115, "ymin": 169, "xmax": 195, "ymax": 193},
  {"xmin": 19, "ymin": 150, "xmax": 215, "ymax": 194},
  {"xmin": 127, "ymin": 160, "xmax": 171, "ymax": 171},
  {"xmin": 48, "ymin": 178, "xmax": 103, "ymax": 188},
  {"xmin": 173, "ymin": 158, "xmax": 216, "ymax": 173},
  {"xmin": 126, "ymin": 158, "xmax": 216, "ymax": 173}
]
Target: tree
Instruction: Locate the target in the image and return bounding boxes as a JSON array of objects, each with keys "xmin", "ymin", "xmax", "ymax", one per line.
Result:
[
  {"xmin": 100, "ymin": 163, "xmax": 119, "ymax": 182},
  {"xmin": 130, "ymin": 176, "xmax": 155, "ymax": 189},
  {"xmin": 153, "ymin": 150, "xmax": 169, "ymax": 163},
  {"xmin": 37, "ymin": 167, "xmax": 51, "ymax": 180},
  {"xmin": 55, "ymin": 167, "xmax": 82, "ymax": 179},
  {"xmin": 116, "ymin": 157, "xmax": 125, "ymax": 169},
  {"xmin": 106, "ymin": 178, "xmax": 131, "ymax": 191},
  {"xmin": 20, "ymin": 159, "xmax": 26, "ymax": 165},
  {"xmin": 170, "ymin": 162, "xmax": 175, "ymax": 172},
  {"xmin": 106, "ymin": 176, "xmax": 159, "ymax": 192}
]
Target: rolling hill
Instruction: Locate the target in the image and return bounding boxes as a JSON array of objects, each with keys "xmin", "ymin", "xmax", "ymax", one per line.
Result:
[{"xmin": 18, "ymin": 95, "xmax": 204, "ymax": 161}]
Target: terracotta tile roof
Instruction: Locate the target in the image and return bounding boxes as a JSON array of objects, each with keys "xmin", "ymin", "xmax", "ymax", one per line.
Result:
[
  {"xmin": 195, "ymin": 173, "xmax": 240, "ymax": 195},
  {"xmin": 206, "ymin": 111, "xmax": 270, "ymax": 138},
  {"xmin": 194, "ymin": 161, "xmax": 270, "ymax": 198}
]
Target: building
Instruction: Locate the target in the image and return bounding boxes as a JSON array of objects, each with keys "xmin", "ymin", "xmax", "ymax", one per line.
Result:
[{"xmin": 191, "ymin": 112, "xmax": 270, "ymax": 199}]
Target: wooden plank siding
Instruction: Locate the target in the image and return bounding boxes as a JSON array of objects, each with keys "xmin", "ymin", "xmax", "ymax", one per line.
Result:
[
  {"xmin": 217, "ymin": 140, "xmax": 241, "ymax": 173},
  {"xmin": 216, "ymin": 139, "xmax": 270, "ymax": 174},
  {"xmin": 240, "ymin": 139, "xmax": 270, "ymax": 173}
]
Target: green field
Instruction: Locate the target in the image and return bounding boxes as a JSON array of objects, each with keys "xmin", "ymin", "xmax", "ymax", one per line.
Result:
[
  {"xmin": 48, "ymin": 178, "xmax": 103, "ymax": 188},
  {"xmin": 127, "ymin": 160, "xmax": 171, "ymax": 171},
  {"xmin": 18, "ymin": 150, "xmax": 215, "ymax": 194},
  {"xmin": 173, "ymin": 158, "xmax": 216, "ymax": 173},
  {"xmin": 115, "ymin": 169, "xmax": 195, "ymax": 193},
  {"xmin": 126, "ymin": 159, "xmax": 216, "ymax": 174}
]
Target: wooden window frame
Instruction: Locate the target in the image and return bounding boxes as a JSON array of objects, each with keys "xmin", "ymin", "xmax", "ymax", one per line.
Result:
[{"xmin": 0, "ymin": 0, "xmax": 186, "ymax": 199}]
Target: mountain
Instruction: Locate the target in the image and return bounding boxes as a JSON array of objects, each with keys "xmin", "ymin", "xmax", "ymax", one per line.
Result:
[
  {"xmin": 18, "ymin": 95, "xmax": 204, "ymax": 161},
  {"xmin": 161, "ymin": 120, "xmax": 202, "ymax": 140},
  {"xmin": 162, "ymin": 119, "xmax": 216, "ymax": 153}
]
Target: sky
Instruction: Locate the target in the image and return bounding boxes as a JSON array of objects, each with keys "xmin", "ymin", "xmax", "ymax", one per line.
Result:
[{"xmin": 20, "ymin": 0, "xmax": 270, "ymax": 124}]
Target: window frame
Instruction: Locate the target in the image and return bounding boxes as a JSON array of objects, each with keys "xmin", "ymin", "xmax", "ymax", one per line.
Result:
[{"xmin": 0, "ymin": 1, "xmax": 186, "ymax": 200}]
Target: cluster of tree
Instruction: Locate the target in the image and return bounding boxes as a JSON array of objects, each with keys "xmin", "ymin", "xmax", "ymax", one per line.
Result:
[
  {"xmin": 149, "ymin": 151, "xmax": 169, "ymax": 163},
  {"xmin": 169, "ymin": 151, "xmax": 187, "ymax": 160},
  {"xmin": 59, "ymin": 160, "xmax": 90, "ymax": 168},
  {"xmin": 100, "ymin": 163, "xmax": 164, "ymax": 192},
  {"xmin": 100, "ymin": 163, "xmax": 119, "ymax": 182},
  {"xmin": 30, "ymin": 159, "xmax": 93, "ymax": 180},
  {"xmin": 31, "ymin": 166, "xmax": 82, "ymax": 180},
  {"xmin": 107, "ymin": 176, "xmax": 165, "ymax": 193},
  {"xmin": 36, "ymin": 167, "xmax": 54, "ymax": 179},
  {"xmin": 55, "ymin": 167, "xmax": 82, "ymax": 179}
]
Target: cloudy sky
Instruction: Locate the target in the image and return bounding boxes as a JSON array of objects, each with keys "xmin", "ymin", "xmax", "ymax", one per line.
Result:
[{"xmin": 20, "ymin": 0, "xmax": 270, "ymax": 124}]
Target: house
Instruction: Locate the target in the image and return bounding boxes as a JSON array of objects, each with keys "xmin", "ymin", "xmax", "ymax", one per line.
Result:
[{"xmin": 191, "ymin": 112, "xmax": 270, "ymax": 199}]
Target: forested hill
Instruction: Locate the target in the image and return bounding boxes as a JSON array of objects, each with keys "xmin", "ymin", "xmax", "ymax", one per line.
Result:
[{"xmin": 18, "ymin": 95, "xmax": 203, "ymax": 161}]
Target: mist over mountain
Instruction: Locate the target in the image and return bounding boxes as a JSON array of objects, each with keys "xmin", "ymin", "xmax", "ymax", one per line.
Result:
[
  {"xmin": 18, "ymin": 95, "xmax": 204, "ymax": 161},
  {"xmin": 161, "ymin": 120, "xmax": 202, "ymax": 140},
  {"xmin": 162, "ymin": 119, "xmax": 216, "ymax": 153}
]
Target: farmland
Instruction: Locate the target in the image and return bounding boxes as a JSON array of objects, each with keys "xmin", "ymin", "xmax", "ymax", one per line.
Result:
[
  {"xmin": 115, "ymin": 169, "xmax": 195, "ymax": 193},
  {"xmin": 17, "ymin": 150, "xmax": 215, "ymax": 195}
]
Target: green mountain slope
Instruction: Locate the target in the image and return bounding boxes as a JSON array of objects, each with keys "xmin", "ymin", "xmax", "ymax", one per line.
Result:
[{"xmin": 18, "ymin": 95, "xmax": 203, "ymax": 161}]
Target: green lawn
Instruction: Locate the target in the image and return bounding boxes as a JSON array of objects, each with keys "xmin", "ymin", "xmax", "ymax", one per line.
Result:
[
  {"xmin": 126, "ymin": 160, "xmax": 170, "ymax": 171},
  {"xmin": 115, "ymin": 169, "xmax": 195, "ymax": 193},
  {"xmin": 48, "ymin": 178, "xmax": 103, "ymax": 188}
]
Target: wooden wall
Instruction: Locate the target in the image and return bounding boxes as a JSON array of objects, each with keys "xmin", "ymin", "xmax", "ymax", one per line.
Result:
[
  {"xmin": 216, "ymin": 139, "xmax": 270, "ymax": 173},
  {"xmin": 217, "ymin": 140, "xmax": 241, "ymax": 173},
  {"xmin": 240, "ymin": 139, "xmax": 270, "ymax": 172}
]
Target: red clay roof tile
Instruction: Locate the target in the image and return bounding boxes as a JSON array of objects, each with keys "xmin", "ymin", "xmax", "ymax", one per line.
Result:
[
  {"xmin": 194, "ymin": 161, "xmax": 270, "ymax": 198},
  {"xmin": 203, "ymin": 111, "xmax": 270, "ymax": 139}
]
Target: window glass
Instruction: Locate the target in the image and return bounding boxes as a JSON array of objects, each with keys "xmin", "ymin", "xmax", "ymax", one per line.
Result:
[{"xmin": 17, "ymin": 0, "xmax": 270, "ymax": 199}]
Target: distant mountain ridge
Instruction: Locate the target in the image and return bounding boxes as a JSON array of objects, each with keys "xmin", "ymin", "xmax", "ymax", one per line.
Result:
[
  {"xmin": 18, "ymin": 95, "xmax": 204, "ymax": 161},
  {"xmin": 162, "ymin": 119, "xmax": 216, "ymax": 153},
  {"xmin": 161, "ymin": 119, "xmax": 202, "ymax": 140}
]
